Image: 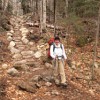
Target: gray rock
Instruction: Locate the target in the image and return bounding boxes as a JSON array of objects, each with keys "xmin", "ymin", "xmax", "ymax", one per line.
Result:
[
  {"xmin": 13, "ymin": 64, "xmax": 28, "ymax": 71},
  {"xmin": 43, "ymin": 76, "xmax": 54, "ymax": 82},
  {"xmin": 9, "ymin": 41, "xmax": 16, "ymax": 47},
  {"xmin": 7, "ymin": 32, "xmax": 13, "ymax": 36},
  {"xmin": 2, "ymin": 64, "xmax": 8, "ymax": 69},
  {"xmin": 13, "ymin": 37, "xmax": 21, "ymax": 40},
  {"xmin": 51, "ymin": 90, "xmax": 59, "ymax": 95},
  {"xmin": 14, "ymin": 41, "xmax": 23, "ymax": 45},
  {"xmin": 7, "ymin": 68, "xmax": 19, "ymax": 76},
  {"xmin": 30, "ymin": 75, "xmax": 42, "ymax": 82},
  {"xmin": 13, "ymin": 53, "xmax": 22, "ymax": 59},
  {"xmin": 34, "ymin": 51, "xmax": 42, "ymax": 58},
  {"xmin": 28, "ymin": 42, "xmax": 34, "ymax": 46},
  {"xmin": 10, "ymin": 47, "xmax": 20, "ymax": 54},
  {"xmin": 14, "ymin": 60, "xmax": 27, "ymax": 65},
  {"xmin": 17, "ymin": 81, "xmax": 36, "ymax": 93},
  {"xmin": 17, "ymin": 46, "xmax": 25, "ymax": 50},
  {"xmin": 45, "ymin": 63, "xmax": 52, "ymax": 69},
  {"xmin": 94, "ymin": 62, "xmax": 99, "ymax": 68},
  {"xmin": 10, "ymin": 30, "xmax": 14, "ymax": 33},
  {"xmin": 22, "ymin": 37, "xmax": 29, "ymax": 44},
  {"xmin": 71, "ymin": 61, "xmax": 76, "ymax": 69},
  {"xmin": 20, "ymin": 27, "xmax": 29, "ymax": 33},
  {"xmin": 45, "ymin": 92, "xmax": 51, "ymax": 96},
  {"xmin": 7, "ymin": 36, "xmax": 13, "ymax": 41},
  {"xmin": 21, "ymin": 51, "xmax": 34, "ymax": 56},
  {"xmin": 54, "ymin": 79, "xmax": 60, "ymax": 85},
  {"xmin": 22, "ymin": 55, "xmax": 33, "ymax": 59},
  {"xmin": 45, "ymin": 82, "xmax": 52, "ymax": 87}
]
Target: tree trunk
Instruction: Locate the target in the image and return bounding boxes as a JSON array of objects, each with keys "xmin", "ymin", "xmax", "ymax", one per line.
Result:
[
  {"xmin": 92, "ymin": 6, "xmax": 100, "ymax": 80},
  {"xmin": 39, "ymin": 0, "xmax": 46, "ymax": 34},
  {"xmin": 42, "ymin": 0, "xmax": 46, "ymax": 31},
  {"xmin": 54, "ymin": 0, "xmax": 56, "ymax": 36},
  {"xmin": 39, "ymin": 0, "xmax": 43, "ymax": 34},
  {"xmin": 65, "ymin": 0, "xmax": 68, "ymax": 18}
]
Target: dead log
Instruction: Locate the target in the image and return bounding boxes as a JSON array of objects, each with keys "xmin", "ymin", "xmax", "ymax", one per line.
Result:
[{"xmin": 26, "ymin": 22, "xmax": 65, "ymax": 30}]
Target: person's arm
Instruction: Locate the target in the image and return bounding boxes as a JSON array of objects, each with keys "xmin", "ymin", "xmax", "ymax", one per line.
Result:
[
  {"xmin": 50, "ymin": 45, "xmax": 56, "ymax": 59},
  {"xmin": 62, "ymin": 44, "xmax": 67, "ymax": 59}
]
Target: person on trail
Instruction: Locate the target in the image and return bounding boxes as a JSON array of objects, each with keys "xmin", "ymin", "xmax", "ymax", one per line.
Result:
[{"xmin": 50, "ymin": 37, "xmax": 67, "ymax": 87}]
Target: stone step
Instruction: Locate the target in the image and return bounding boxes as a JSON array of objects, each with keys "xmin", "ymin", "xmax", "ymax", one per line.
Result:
[
  {"xmin": 13, "ymin": 60, "xmax": 27, "ymax": 65},
  {"xmin": 15, "ymin": 41, "xmax": 23, "ymax": 45},
  {"xmin": 22, "ymin": 55, "xmax": 34, "ymax": 59},
  {"xmin": 16, "ymin": 46, "xmax": 25, "ymax": 51},
  {"xmin": 13, "ymin": 37, "xmax": 21, "ymax": 40},
  {"xmin": 12, "ymin": 53, "xmax": 22, "ymax": 59},
  {"xmin": 13, "ymin": 31, "xmax": 22, "ymax": 37},
  {"xmin": 15, "ymin": 45, "xmax": 26, "ymax": 49},
  {"xmin": 21, "ymin": 51, "xmax": 34, "ymax": 56}
]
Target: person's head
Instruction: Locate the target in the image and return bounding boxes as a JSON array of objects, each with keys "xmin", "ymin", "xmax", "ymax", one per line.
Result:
[{"xmin": 54, "ymin": 37, "xmax": 60, "ymax": 45}]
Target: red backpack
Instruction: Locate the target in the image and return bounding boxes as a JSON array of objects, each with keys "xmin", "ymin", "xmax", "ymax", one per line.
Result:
[{"xmin": 47, "ymin": 38, "xmax": 54, "ymax": 58}]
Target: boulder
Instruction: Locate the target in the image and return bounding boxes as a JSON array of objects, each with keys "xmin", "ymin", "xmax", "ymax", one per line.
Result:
[
  {"xmin": 22, "ymin": 38, "xmax": 29, "ymax": 44},
  {"xmin": 45, "ymin": 63, "xmax": 52, "ymax": 69},
  {"xmin": 2, "ymin": 64, "xmax": 8, "ymax": 69},
  {"xmin": 43, "ymin": 76, "xmax": 54, "ymax": 82},
  {"xmin": 10, "ymin": 30, "xmax": 14, "ymax": 33},
  {"xmin": 34, "ymin": 51, "xmax": 42, "ymax": 58},
  {"xmin": 45, "ymin": 82, "xmax": 52, "ymax": 87},
  {"xmin": 20, "ymin": 27, "xmax": 29, "ymax": 34},
  {"xmin": 10, "ymin": 47, "xmax": 20, "ymax": 54},
  {"xmin": 14, "ymin": 60, "xmax": 27, "ymax": 65},
  {"xmin": 51, "ymin": 90, "xmax": 59, "ymax": 95},
  {"xmin": 71, "ymin": 61, "xmax": 76, "ymax": 69},
  {"xmin": 28, "ymin": 42, "xmax": 34, "ymax": 46},
  {"xmin": 13, "ymin": 37, "xmax": 21, "ymax": 40},
  {"xmin": 7, "ymin": 36, "xmax": 13, "ymax": 41},
  {"xmin": 21, "ymin": 51, "xmax": 34, "ymax": 56},
  {"xmin": 7, "ymin": 68, "xmax": 19, "ymax": 76},
  {"xmin": 7, "ymin": 32, "xmax": 13, "ymax": 36},
  {"xmin": 13, "ymin": 64, "xmax": 28, "ymax": 71},
  {"xmin": 9, "ymin": 41, "xmax": 16, "ymax": 47},
  {"xmin": 30, "ymin": 75, "xmax": 42, "ymax": 82},
  {"xmin": 13, "ymin": 53, "xmax": 22, "ymax": 59},
  {"xmin": 94, "ymin": 62, "xmax": 99, "ymax": 68},
  {"xmin": 17, "ymin": 81, "xmax": 36, "ymax": 93}
]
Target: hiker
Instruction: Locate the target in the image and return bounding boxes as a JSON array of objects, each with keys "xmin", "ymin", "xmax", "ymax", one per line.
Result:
[{"xmin": 50, "ymin": 37, "xmax": 67, "ymax": 86}]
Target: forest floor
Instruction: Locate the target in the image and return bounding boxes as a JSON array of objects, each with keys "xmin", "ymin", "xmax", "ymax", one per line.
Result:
[{"xmin": 0, "ymin": 15, "xmax": 100, "ymax": 100}]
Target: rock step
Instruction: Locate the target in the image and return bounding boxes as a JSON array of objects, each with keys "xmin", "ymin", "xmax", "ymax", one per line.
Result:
[
  {"xmin": 14, "ymin": 41, "xmax": 23, "ymax": 45},
  {"xmin": 13, "ymin": 36, "xmax": 22, "ymax": 39},
  {"xmin": 7, "ymin": 17, "xmax": 39, "ymax": 65}
]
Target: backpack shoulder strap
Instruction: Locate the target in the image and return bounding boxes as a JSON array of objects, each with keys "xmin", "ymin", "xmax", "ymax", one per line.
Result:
[
  {"xmin": 52, "ymin": 43, "xmax": 55, "ymax": 52},
  {"xmin": 60, "ymin": 44, "xmax": 63, "ymax": 49},
  {"xmin": 52, "ymin": 43, "xmax": 63, "ymax": 52}
]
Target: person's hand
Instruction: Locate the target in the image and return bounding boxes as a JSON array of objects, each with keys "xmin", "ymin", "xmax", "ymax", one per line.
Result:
[{"xmin": 54, "ymin": 55, "xmax": 58, "ymax": 60}]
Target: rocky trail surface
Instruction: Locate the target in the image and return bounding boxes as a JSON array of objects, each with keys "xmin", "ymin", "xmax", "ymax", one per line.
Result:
[{"xmin": 0, "ymin": 16, "xmax": 100, "ymax": 100}]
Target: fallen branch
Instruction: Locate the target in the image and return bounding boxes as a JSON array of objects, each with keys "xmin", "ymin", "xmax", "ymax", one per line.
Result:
[{"xmin": 26, "ymin": 22, "xmax": 65, "ymax": 30}]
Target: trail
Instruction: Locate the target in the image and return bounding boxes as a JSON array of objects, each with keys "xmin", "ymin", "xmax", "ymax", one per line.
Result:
[{"xmin": 2, "ymin": 15, "xmax": 99, "ymax": 100}]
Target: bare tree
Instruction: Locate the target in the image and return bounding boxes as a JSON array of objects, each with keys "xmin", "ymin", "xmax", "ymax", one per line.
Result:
[
  {"xmin": 54, "ymin": 0, "xmax": 56, "ymax": 36},
  {"xmin": 39, "ymin": 0, "xmax": 46, "ymax": 34},
  {"xmin": 92, "ymin": 5, "xmax": 100, "ymax": 80},
  {"xmin": 42, "ymin": 0, "xmax": 46, "ymax": 30},
  {"xmin": 65, "ymin": 0, "xmax": 68, "ymax": 18}
]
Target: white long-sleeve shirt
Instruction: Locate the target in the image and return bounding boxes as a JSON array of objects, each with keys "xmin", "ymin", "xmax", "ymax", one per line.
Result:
[{"xmin": 50, "ymin": 43, "xmax": 67, "ymax": 59}]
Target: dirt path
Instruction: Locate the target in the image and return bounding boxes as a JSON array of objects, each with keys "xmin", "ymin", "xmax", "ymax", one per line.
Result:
[{"xmin": 0, "ymin": 16, "xmax": 99, "ymax": 100}]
